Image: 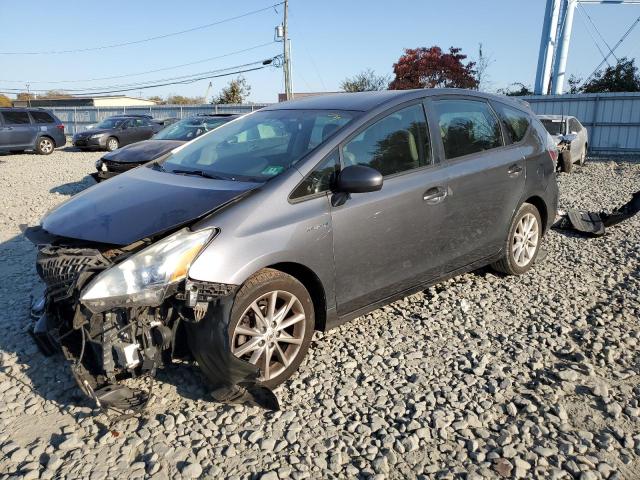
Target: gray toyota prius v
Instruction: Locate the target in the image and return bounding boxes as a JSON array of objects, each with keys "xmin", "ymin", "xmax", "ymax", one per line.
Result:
[{"xmin": 26, "ymin": 89, "xmax": 558, "ymax": 409}]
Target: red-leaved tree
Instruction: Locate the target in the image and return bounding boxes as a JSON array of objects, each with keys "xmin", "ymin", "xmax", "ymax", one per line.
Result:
[{"xmin": 389, "ymin": 46, "xmax": 479, "ymax": 90}]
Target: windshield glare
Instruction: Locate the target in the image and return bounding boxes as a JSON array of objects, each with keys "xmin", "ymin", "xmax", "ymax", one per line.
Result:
[
  {"xmin": 541, "ymin": 119, "xmax": 565, "ymax": 136},
  {"xmin": 158, "ymin": 109, "xmax": 357, "ymax": 182},
  {"xmin": 96, "ymin": 118, "xmax": 125, "ymax": 129},
  {"xmin": 154, "ymin": 116, "xmax": 231, "ymax": 141}
]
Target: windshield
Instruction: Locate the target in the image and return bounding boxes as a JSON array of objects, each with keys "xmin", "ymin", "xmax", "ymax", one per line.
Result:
[
  {"xmin": 153, "ymin": 116, "xmax": 232, "ymax": 141},
  {"xmin": 96, "ymin": 118, "xmax": 125, "ymax": 129},
  {"xmin": 157, "ymin": 109, "xmax": 357, "ymax": 182},
  {"xmin": 541, "ymin": 119, "xmax": 565, "ymax": 136}
]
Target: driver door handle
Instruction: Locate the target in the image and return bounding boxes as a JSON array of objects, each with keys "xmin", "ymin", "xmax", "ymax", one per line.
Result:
[
  {"xmin": 507, "ymin": 164, "xmax": 523, "ymax": 176},
  {"xmin": 423, "ymin": 186, "xmax": 447, "ymax": 204}
]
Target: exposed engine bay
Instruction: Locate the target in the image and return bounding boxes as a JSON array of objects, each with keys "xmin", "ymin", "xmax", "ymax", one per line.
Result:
[{"xmin": 24, "ymin": 226, "xmax": 278, "ymax": 416}]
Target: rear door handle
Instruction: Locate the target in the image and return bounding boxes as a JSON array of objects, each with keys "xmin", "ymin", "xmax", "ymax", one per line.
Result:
[
  {"xmin": 507, "ymin": 164, "xmax": 523, "ymax": 176},
  {"xmin": 423, "ymin": 186, "xmax": 447, "ymax": 204}
]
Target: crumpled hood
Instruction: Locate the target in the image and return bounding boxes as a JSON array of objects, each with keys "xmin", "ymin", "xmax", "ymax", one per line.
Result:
[
  {"xmin": 551, "ymin": 133, "xmax": 577, "ymax": 145},
  {"xmin": 102, "ymin": 140, "xmax": 184, "ymax": 164},
  {"xmin": 42, "ymin": 167, "xmax": 259, "ymax": 245}
]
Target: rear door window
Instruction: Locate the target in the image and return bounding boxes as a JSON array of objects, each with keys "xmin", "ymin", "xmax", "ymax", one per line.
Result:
[
  {"xmin": 30, "ymin": 111, "xmax": 55, "ymax": 124},
  {"xmin": 569, "ymin": 118, "xmax": 581, "ymax": 133},
  {"xmin": 2, "ymin": 111, "xmax": 32, "ymax": 125},
  {"xmin": 342, "ymin": 103, "xmax": 431, "ymax": 176},
  {"xmin": 432, "ymin": 99, "xmax": 503, "ymax": 160},
  {"xmin": 493, "ymin": 103, "xmax": 530, "ymax": 144}
]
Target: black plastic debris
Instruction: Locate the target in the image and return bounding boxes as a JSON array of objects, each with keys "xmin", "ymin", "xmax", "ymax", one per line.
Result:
[{"xmin": 553, "ymin": 190, "xmax": 640, "ymax": 237}]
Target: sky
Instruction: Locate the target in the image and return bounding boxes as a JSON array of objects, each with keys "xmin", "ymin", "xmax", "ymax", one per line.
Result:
[{"xmin": 0, "ymin": 1, "xmax": 639, "ymax": 103}]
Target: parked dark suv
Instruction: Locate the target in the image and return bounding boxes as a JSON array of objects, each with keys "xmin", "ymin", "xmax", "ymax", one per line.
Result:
[
  {"xmin": 93, "ymin": 114, "xmax": 240, "ymax": 181},
  {"xmin": 72, "ymin": 115, "xmax": 163, "ymax": 151},
  {"xmin": 0, "ymin": 108, "xmax": 66, "ymax": 155},
  {"xmin": 26, "ymin": 89, "xmax": 558, "ymax": 410}
]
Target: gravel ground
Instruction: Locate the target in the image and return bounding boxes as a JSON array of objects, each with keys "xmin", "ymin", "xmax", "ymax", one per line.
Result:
[{"xmin": 0, "ymin": 149, "xmax": 639, "ymax": 480}]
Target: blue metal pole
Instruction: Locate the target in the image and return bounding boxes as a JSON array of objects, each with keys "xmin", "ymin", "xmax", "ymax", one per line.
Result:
[
  {"xmin": 553, "ymin": 0, "xmax": 577, "ymax": 94},
  {"xmin": 535, "ymin": 0, "xmax": 555, "ymax": 94}
]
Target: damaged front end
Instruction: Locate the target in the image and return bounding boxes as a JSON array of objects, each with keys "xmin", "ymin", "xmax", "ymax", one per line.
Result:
[{"xmin": 25, "ymin": 226, "xmax": 276, "ymax": 414}]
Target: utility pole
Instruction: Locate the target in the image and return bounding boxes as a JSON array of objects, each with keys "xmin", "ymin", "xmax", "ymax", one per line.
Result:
[{"xmin": 283, "ymin": 0, "xmax": 293, "ymax": 100}]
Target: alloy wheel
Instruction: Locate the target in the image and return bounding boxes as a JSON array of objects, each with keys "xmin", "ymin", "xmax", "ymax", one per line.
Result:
[
  {"xmin": 231, "ymin": 290, "xmax": 306, "ymax": 382},
  {"xmin": 107, "ymin": 138, "xmax": 118, "ymax": 151},
  {"xmin": 512, "ymin": 213, "xmax": 539, "ymax": 267},
  {"xmin": 39, "ymin": 138, "xmax": 53, "ymax": 154}
]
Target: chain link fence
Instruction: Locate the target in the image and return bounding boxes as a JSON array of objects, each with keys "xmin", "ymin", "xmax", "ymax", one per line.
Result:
[{"xmin": 51, "ymin": 104, "xmax": 270, "ymax": 135}]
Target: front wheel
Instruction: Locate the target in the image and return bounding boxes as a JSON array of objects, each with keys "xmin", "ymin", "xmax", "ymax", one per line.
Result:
[
  {"xmin": 227, "ymin": 269, "xmax": 314, "ymax": 389},
  {"xmin": 559, "ymin": 150, "xmax": 573, "ymax": 173},
  {"xmin": 492, "ymin": 203, "xmax": 542, "ymax": 275},
  {"xmin": 105, "ymin": 137, "xmax": 119, "ymax": 152},
  {"xmin": 36, "ymin": 137, "xmax": 54, "ymax": 155},
  {"xmin": 578, "ymin": 147, "xmax": 587, "ymax": 166}
]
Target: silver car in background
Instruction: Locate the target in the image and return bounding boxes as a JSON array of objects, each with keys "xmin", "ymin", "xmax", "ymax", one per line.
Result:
[
  {"xmin": 26, "ymin": 89, "xmax": 558, "ymax": 410},
  {"xmin": 539, "ymin": 114, "xmax": 589, "ymax": 173}
]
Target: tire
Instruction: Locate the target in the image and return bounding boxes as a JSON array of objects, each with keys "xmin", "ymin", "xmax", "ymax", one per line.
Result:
[
  {"xmin": 35, "ymin": 137, "xmax": 55, "ymax": 155},
  {"xmin": 226, "ymin": 269, "xmax": 315, "ymax": 389},
  {"xmin": 492, "ymin": 203, "xmax": 542, "ymax": 276},
  {"xmin": 559, "ymin": 150, "xmax": 573, "ymax": 173},
  {"xmin": 105, "ymin": 137, "xmax": 119, "ymax": 152},
  {"xmin": 578, "ymin": 146, "xmax": 587, "ymax": 166}
]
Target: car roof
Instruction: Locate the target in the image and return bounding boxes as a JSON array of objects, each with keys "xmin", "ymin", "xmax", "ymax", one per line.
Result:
[
  {"xmin": 537, "ymin": 114, "xmax": 574, "ymax": 121},
  {"xmin": 263, "ymin": 89, "xmax": 532, "ymax": 113},
  {"xmin": 192, "ymin": 113, "xmax": 241, "ymax": 118}
]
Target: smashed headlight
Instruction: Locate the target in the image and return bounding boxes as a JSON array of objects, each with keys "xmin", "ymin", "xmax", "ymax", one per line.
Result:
[{"xmin": 81, "ymin": 227, "xmax": 216, "ymax": 312}]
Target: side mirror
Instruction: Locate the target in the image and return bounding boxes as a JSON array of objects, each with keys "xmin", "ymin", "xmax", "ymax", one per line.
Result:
[{"xmin": 336, "ymin": 165, "xmax": 383, "ymax": 193}]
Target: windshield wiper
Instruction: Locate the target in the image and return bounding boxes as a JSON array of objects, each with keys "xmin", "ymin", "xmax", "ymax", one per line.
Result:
[
  {"xmin": 149, "ymin": 162, "xmax": 166, "ymax": 172},
  {"xmin": 169, "ymin": 169, "xmax": 227, "ymax": 180}
]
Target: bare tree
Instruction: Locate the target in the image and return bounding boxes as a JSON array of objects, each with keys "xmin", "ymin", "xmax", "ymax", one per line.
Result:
[
  {"xmin": 475, "ymin": 43, "xmax": 494, "ymax": 91},
  {"xmin": 341, "ymin": 69, "xmax": 390, "ymax": 92}
]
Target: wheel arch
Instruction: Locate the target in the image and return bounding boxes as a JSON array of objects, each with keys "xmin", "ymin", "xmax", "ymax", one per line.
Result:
[
  {"xmin": 523, "ymin": 195, "xmax": 549, "ymax": 232},
  {"xmin": 37, "ymin": 134, "xmax": 55, "ymax": 145},
  {"xmin": 265, "ymin": 262, "xmax": 328, "ymax": 331}
]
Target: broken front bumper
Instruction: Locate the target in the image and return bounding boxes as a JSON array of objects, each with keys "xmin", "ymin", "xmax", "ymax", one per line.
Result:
[{"xmin": 26, "ymin": 230, "xmax": 276, "ymax": 412}]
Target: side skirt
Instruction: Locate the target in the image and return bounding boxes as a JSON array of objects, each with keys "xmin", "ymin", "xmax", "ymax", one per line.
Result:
[{"xmin": 325, "ymin": 252, "xmax": 504, "ymax": 330}]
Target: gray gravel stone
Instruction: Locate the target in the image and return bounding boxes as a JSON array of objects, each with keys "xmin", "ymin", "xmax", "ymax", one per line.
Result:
[{"xmin": 0, "ymin": 152, "xmax": 639, "ymax": 479}]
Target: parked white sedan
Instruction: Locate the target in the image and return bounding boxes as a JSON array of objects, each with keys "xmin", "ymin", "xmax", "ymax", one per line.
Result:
[{"xmin": 539, "ymin": 114, "xmax": 589, "ymax": 173}]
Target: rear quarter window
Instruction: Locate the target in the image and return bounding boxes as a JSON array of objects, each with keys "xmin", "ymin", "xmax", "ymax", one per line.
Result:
[
  {"xmin": 30, "ymin": 111, "xmax": 55, "ymax": 124},
  {"xmin": 493, "ymin": 103, "xmax": 531, "ymax": 144}
]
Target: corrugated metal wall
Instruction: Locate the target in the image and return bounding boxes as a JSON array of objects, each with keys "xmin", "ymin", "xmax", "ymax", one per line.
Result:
[
  {"xmin": 522, "ymin": 92, "xmax": 640, "ymax": 154},
  {"xmin": 50, "ymin": 104, "xmax": 270, "ymax": 135}
]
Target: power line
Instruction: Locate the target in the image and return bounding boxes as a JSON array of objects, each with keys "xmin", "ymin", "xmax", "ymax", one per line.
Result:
[
  {"xmin": 579, "ymin": 4, "xmax": 618, "ymax": 62},
  {"xmin": 0, "ymin": 3, "xmax": 284, "ymax": 55},
  {"xmin": 582, "ymin": 14, "xmax": 640, "ymax": 84},
  {"xmin": 0, "ymin": 42, "xmax": 277, "ymax": 84},
  {"xmin": 576, "ymin": 5, "xmax": 612, "ymax": 68},
  {"xmin": 0, "ymin": 61, "xmax": 278, "ymax": 97},
  {"xmin": 0, "ymin": 57, "xmax": 279, "ymax": 94}
]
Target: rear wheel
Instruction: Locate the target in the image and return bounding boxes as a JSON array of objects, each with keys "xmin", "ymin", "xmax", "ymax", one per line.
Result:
[
  {"xmin": 36, "ymin": 137, "xmax": 54, "ymax": 155},
  {"xmin": 106, "ymin": 137, "xmax": 119, "ymax": 152},
  {"xmin": 228, "ymin": 269, "xmax": 314, "ymax": 389},
  {"xmin": 492, "ymin": 203, "xmax": 542, "ymax": 276},
  {"xmin": 559, "ymin": 150, "xmax": 573, "ymax": 173}
]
